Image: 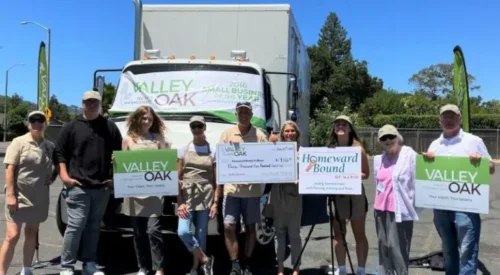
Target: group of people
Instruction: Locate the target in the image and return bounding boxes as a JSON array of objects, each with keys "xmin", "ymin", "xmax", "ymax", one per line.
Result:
[{"xmin": 0, "ymin": 88, "xmax": 495, "ymax": 275}]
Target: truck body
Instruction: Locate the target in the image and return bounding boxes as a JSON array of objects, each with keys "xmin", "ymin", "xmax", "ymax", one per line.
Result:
[{"xmin": 57, "ymin": 1, "xmax": 311, "ymax": 246}]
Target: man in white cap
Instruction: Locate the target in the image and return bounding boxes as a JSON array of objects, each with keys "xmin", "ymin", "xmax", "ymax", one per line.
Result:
[
  {"xmin": 423, "ymin": 104, "xmax": 495, "ymax": 275},
  {"xmin": 55, "ymin": 90, "xmax": 122, "ymax": 275}
]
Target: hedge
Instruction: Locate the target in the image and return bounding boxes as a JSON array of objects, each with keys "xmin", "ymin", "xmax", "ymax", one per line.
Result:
[{"xmin": 373, "ymin": 114, "xmax": 500, "ymax": 129}]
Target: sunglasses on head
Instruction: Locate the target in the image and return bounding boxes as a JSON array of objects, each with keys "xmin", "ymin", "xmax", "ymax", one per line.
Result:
[
  {"xmin": 29, "ymin": 116, "xmax": 46, "ymax": 124},
  {"xmin": 379, "ymin": 134, "xmax": 397, "ymax": 142},
  {"xmin": 190, "ymin": 123, "xmax": 204, "ymax": 129}
]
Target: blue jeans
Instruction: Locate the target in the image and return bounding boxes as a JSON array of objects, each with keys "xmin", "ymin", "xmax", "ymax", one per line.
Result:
[
  {"xmin": 61, "ymin": 186, "xmax": 110, "ymax": 269},
  {"xmin": 433, "ymin": 210, "xmax": 481, "ymax": 275},
  {"xmin": 177, "ymin": 209, "xmax": 210, "ymax": 252}
]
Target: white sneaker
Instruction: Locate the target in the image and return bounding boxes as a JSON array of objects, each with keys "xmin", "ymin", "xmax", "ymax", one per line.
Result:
[
  {"xmin": 82, "ymin": 262, "xmax": 105, "ymax": 275},
  {"xmin": 137, "ymin": 269, "xmax": 147, "ymax": 275},
  {"xmin": 356, "ymin": 269, "xmax": 366, "ymax": 275},
  {"xmin": 20, "ymin": 268, "xmax": 33, "ymax": 275},
  {"xmin": 60, "ymin": 270, "xmax": 75, "ymax": 275}
]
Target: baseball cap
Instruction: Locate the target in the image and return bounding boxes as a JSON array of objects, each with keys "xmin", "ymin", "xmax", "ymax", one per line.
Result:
[
  {"xmin": 333, "ymin": 115, "xmax": 353, "ymax": 125},
  {"xmin": 82, "ymin": 90, "xmax": 102, "ymax": 101},
  {"xmin": 236, "ymin": 102, "xmax": 252, "ymax": 111},
  {"xmin": 378, "ymin": 124, "xmax": 403, "ymax": 142},
  {"xmin": 189, "ymin": 115, "xmax": 205, "ymax": 125},
  {"xmin": 440, "ymin": 104, "xmax": 461, "ymax": 115},
  {"xmin": 27, "ymin": 110, "xmax": 46, "ymax": 119}
]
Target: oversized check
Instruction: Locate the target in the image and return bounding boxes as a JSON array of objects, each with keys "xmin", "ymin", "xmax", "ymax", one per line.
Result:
[
  {"xmin": 216, "ymin": 142, "xmax": 297, "ymax": 184},
  {"xmin": 415, "ymin": 155, "xmax": 490, "ymax": 214},
  {"xmin": 113, "ymin": 149, "xmax": 178, "ymax": 198}
]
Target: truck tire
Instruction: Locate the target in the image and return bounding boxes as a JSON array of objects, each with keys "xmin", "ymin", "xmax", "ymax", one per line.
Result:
[{"xmin": 256, "ymin": 193, "xmax": 275, "ymax": 245}]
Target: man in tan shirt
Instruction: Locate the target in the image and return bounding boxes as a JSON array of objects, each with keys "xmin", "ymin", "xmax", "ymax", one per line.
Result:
[{"xmin": 220, "ymin": 102, "xmax": 268, "ymax": 275}]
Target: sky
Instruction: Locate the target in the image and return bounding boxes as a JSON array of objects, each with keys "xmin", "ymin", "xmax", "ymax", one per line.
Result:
[{"xmin": 1, "ymin": 0, "xmax": 499, "ymax": 107}]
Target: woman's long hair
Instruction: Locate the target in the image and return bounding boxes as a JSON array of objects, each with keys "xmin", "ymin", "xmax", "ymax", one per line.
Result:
[
  {"xmin": 279, "ymin": 120, "xmax": 301, "ymax": 144},
  {"xmin": 328, "ymin": 120, "xmax": 362, "ymax": 148},
  {"xmin": 126, "ymin": 106, "xmax": 166, "ymax": 141}
]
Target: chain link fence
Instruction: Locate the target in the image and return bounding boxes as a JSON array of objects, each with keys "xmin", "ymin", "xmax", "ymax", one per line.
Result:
[{"xmin": 357, "ymin": 128, "xmax": 500, "ymax": 159}]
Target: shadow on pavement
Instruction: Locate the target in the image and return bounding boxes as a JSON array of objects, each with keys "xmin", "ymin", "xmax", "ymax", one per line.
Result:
[{"xmin": 97, "ymin": 232, "xmax": 278, "ymax": 275}]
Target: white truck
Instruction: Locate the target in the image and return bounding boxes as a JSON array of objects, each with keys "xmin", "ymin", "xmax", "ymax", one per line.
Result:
[{"xmin": 56, "ymin": 1, "xmax": 311, "ymax": 247}]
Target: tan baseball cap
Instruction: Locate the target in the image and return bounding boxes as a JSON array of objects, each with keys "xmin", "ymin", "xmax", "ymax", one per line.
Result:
[
  {"xmin": 378, "ymin": 124, "xmax": 398, "ymax": 139},
  {"xmin": 334, "ymin": 115, "xmax": 353, "ymax": 125},
  {"xmin": 27, "ymin": 110, "xmax": 46, "ymax": 119},
  {"xmin": 378, "ymin": 124, "xmax": 403, "ymax": 142},
  {"xmin": 82, "ymin": 90, "xmax": 102, "ymax": 101},
  {"xmin": 440, "ymin": 104, "xmax": 461, "ymax": 115},
  {"xmin": 189, "ymin": 115, "xmax": 205, "ymax": 124}
]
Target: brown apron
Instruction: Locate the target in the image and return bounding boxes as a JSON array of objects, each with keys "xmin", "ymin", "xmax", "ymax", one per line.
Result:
[
  {"xmin": 181, "ymin": 141, "xmax": 215, "ymax": 211},
  {"xmin": 121, "ymin": 136, "xmax": 164, "ymax": 217}
]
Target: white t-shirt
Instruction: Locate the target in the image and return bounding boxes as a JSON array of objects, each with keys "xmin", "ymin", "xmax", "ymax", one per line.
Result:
[{"xmin": 177, "ymin": 143, "xmax": 216, "ymax": 163}]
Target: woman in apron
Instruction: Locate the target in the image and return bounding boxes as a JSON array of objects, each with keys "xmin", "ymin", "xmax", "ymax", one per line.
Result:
[
  {"xmin": 267, "ymin": 121, "xmax": 303, "ymax": 275},
  {"xmin": 121, "ymin": 106, "xmax": 169, "ymax": 275},
  {"xmin": 0, "ymin": 111, "xmax": 57, "ymax": 275},
  {"xmin": 177, "ymin": 116, "xmax": 220, "ymax": 275}
]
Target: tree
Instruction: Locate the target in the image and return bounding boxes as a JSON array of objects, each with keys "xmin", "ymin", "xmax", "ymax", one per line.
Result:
[
  {"xmin": 358, "ymin": 89, "xmax": 408, "ymax": 125},
  {"xmin": 48, "ymin": 95, "xmax": 71, "ymax": 122},
  {"xmin": 309, "ymin": 97, "xmax": 360, "ymax": 146},
  {"xmin": 308, "ymin": 12, "xmax": 383, "ymax": 117},
  {"xmin": 102, "ymin": 83, "xmax": 117, "ymax": 115},
  {"xmin": 408, "ymin": 63, "xmax": 479, "ymax": 98}
]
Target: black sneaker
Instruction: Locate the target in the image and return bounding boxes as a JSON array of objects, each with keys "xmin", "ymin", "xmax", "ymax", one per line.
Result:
[
  {"xmin": 229, "ymin": 269, "xmax": 241, "ymax": 275},
  {"xmin": 201, "ymin": 256, "xmax": 214, "ymax": 275}
]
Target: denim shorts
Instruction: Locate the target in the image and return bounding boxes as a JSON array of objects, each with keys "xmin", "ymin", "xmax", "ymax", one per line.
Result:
[{"xmin": 223, "ymin": 196, "xmax": 261, "ymax": 225}]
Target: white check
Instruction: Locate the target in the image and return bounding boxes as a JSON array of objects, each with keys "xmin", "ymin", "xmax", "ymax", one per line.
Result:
[{"xmin": 216, "ymin": 142, "xmax": 297, "ymax": 184}]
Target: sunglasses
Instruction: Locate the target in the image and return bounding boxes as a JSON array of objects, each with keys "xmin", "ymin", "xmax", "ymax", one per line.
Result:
[
  {"xmin": 190, "ymin": 123, "xmax": 204, "ymax": 129},
  {"xmin": 29, "ymin": 117, "xmax": 46, "ymax": 124},
  {"xmin": 379, "ymin": 135, "xmax": 397, "ymax": 142}
]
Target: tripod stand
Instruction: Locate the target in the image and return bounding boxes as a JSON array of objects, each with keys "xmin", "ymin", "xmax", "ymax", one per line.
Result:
[{"xmin": 293, "ymin": 195, "xmax": 355, "ymax": 274}]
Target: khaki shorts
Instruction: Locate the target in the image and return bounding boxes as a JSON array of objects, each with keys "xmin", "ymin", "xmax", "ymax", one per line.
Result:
[{"xmin": 331, "ymin": 185, "xmax": 368, "ymax": 221}]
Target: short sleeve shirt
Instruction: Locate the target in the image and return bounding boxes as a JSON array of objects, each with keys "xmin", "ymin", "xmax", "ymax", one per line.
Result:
[
  {"xmin": 428, "ymin": 129, "xmax": 492, "ymax": 161},
  {"xmin": 219, "ymin": 125, "xmax": 268, "ymax": 198}
]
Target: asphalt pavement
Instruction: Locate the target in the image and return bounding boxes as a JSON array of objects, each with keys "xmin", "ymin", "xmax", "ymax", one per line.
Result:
[{"xmin": 0, "ymin": 142, "xmax": 498, "ymax": 275}]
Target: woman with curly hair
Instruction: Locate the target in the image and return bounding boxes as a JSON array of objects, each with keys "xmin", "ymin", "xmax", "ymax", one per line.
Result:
[{"xmin": 121, "ymin": 106, "xmax": 169, "ymax": 275}]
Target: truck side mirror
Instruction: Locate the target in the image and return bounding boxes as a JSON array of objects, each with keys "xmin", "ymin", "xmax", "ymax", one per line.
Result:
[
  {"xmin": 288, "ymin": 75, "xmax": 299, "ymax": 122},
  {"xmin": 94, "ymin": 75, "xmax": 105, "ymax": 114}
]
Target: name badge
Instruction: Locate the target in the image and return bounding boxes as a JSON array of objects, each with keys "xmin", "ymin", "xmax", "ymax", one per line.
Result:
[{"xmin": 376, "ymin": 181, "xmax": 386, "ymax": 192}]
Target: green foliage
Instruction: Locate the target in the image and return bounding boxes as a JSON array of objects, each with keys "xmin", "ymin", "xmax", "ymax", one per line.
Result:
[
  {"xmin": 358, "ymin": 89, "xmax": 408, "ymax": 125},
  {"xmin": 49, "ymin": 95, "xmax": 71, "ymax": 122},
  {"xmin": 102, "ymin": 83, "xmax": 117, "ymax": 112},
  {"xmin": 408, "ymin": 63, "xmax": 479, "ymax": 98},
  {"xmin": 309, "ymin": 98, "xmax": 361, "ymax": 146},
  {"xmin": 307, "ymin": 12, "xmax": 383, "ymax": 118},
  {"xmin": 373, "ymin": 114, "xmax": 500, "ymax": 129}
]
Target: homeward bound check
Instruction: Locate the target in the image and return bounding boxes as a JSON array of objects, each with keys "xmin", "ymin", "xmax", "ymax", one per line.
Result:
[
  {"xmin": 113, "ymin": 149, "xmax": 179, "ymax": 198},
  {"xmin": 216, "ymin": 142, "xmax": 297, "ymax": 184},
  {"xmin": 415, "ymin": 155, "xmax": 490, "ymax": 214},
  {"xmin": 298, "ymin": 147, "xmax": 362, "ymax": 195}
]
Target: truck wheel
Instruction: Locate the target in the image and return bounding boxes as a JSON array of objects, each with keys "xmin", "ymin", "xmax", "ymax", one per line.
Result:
[
  {"xmin": 256, "ymin": 194, "xmax": 275, "ymax": 245},
  {"xmin": 56, "ymin": 191, "xmax": 67, "ymax": 237}
]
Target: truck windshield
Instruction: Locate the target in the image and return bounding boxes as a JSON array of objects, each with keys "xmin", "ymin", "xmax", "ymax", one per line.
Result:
[{"xmin": 109, "ymin": 63, "xmax": 267, "ymax": 129}]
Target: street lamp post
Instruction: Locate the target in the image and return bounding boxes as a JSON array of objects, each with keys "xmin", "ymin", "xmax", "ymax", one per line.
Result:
[
  {"xmin": 20, "ymin": 21, "xmax": 51, "ymax": 99},
  {"xmin": 3, "ymin": 63, "xmax": 25, "ymax": 142}
]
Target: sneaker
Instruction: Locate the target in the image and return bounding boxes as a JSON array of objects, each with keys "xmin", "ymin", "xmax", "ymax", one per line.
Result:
[
  {"xmin": 356, "ymin": 270, "xmax": 366, "ymax": 275},
  {"xmin": 60, "ymin": 270, "xmax": 75, "ymax": 275},
  {"xmin": 242, "ymin": 267, "xmax": 253, "ymax": 275},
  {"xmin": 229, "ymin": 268, "xmax": 241, "ymax": 275},
  {"xmin": 201, "ymin": 257, "xmax": 214, "ymax": 275},
  {"xmin": 137, "ymin": 269, "xmax": 148, "ymax": 275},
  {"xmin": 82, "ymin": 262, "xmax": 105, "ymax": 275},
  {"xmin": 189, "ymin": 268, "xmax": 199, "ymax": 275},
  {"xmin": 20, "ymin": 269, "xmax": 33, "ymax": 275}
]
